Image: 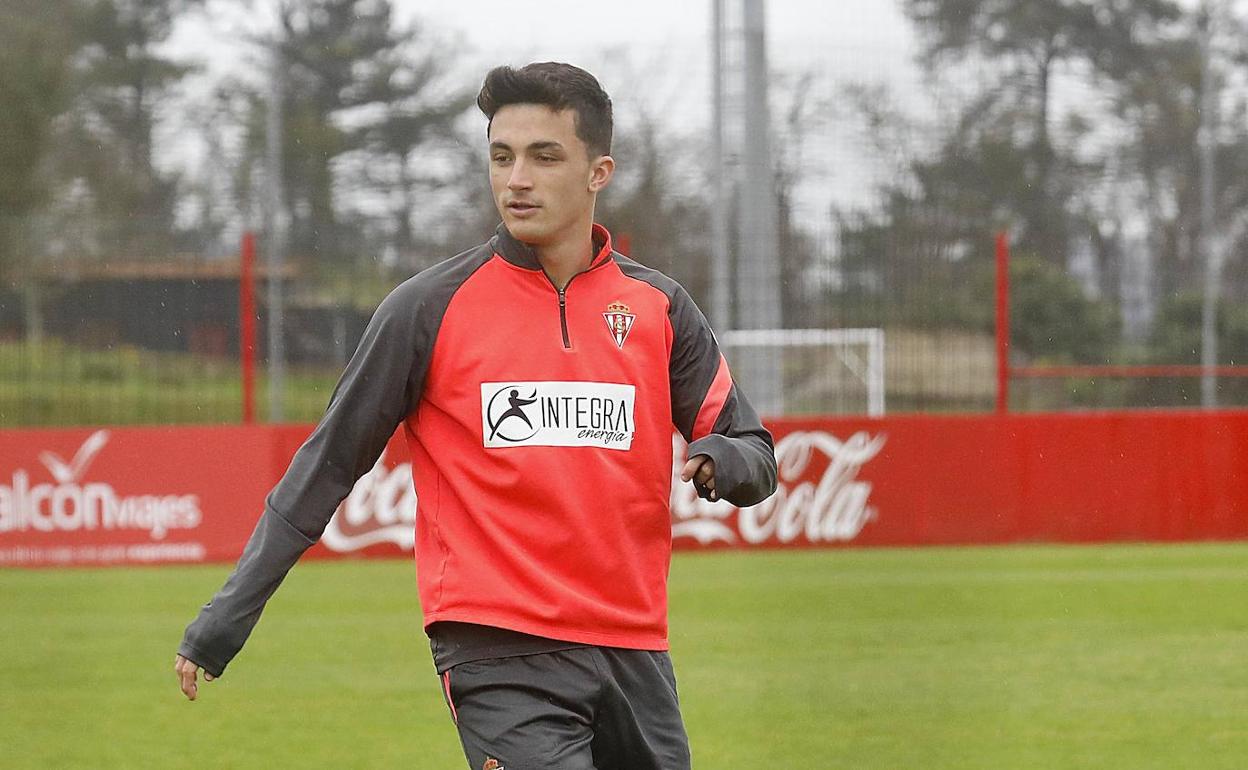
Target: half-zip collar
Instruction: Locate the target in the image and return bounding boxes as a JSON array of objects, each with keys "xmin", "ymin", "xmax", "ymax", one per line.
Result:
[
  {"xmin": 490, "ymin": 223, "xmax": 615, "ymax": 350},
  {"xmin": 491, "ymin": 222, "xmax": 615, "ymax": 275}
]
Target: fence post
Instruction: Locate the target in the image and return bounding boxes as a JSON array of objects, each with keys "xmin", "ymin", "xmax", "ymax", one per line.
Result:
[
  {"xmin": 995, "ymin": 231, "xmax": 1010, "ymax": 415},
  {"xmin": 240, "ymin": 231, "xmax": 257, "ymax": 424}
]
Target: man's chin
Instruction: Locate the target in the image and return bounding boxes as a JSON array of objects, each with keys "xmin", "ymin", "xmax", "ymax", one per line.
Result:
[{"xmin": 504, "ymin": 218, "xmax": 552, "ymax": 245}]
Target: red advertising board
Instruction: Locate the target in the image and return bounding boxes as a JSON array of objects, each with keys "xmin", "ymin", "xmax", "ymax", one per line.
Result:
[
  {"xmin": 688, "ymin": 412, "xmax": 1248, "ymax": 548},
  {"xmin": 2, "ymin": 412, "xmax": 1246, "ymax": 567},
  {"xmin": 0, "ymin": 426, "xmax": 274, "ymax": 566}
]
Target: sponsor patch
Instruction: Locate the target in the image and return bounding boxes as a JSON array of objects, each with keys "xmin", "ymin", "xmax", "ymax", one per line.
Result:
[{"xmin": 481, "ymin": 381, "xmax": 635, "ymax": 450}]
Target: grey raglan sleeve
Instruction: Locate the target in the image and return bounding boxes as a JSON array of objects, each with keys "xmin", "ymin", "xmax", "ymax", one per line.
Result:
[
  {"xmin": 177, "ymin": 283, "xmax": 426, "ymax": 678},
  {"xmin": 668, "ymin": 286, "xmax": 778, "ymax": 508}
]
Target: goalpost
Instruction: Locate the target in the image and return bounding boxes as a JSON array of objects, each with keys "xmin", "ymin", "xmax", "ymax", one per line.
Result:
[{"xmin": 718, "ymin": 328, "xmax": 886, "ymax": 417}]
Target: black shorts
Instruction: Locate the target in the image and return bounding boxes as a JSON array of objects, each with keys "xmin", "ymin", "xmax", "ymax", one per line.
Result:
[{"xmin": 438, "ymin": 646, "xmax": 692, "ymax": 770}]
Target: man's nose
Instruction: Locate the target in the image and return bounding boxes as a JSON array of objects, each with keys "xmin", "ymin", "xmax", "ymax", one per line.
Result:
[{"xmin": 507, "ymin": 159, "xmax": 533, "ymax": 190}]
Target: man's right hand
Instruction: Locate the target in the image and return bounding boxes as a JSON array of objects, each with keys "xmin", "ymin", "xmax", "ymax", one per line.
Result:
[{"xmin": 175, "ymin": 654, "xmax": 215, "ymax": 701}]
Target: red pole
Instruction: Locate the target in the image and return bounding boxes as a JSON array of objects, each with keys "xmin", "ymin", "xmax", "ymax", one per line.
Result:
[
  {"xmin": 995, "ymin": 231, "xmax": 1010, "ymax": 415},
  {"xmin": 240, "ymin": 231, "xmax": 257, "ymax": 424},
  {"xmin": 617, "ymin": 232, "xmax": 631, "ymax": 256}
]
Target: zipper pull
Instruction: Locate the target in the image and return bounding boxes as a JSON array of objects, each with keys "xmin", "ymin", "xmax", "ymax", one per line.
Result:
[{"xmin": 557, "ymin": 288, "xmax": 571, "ymax": 348}]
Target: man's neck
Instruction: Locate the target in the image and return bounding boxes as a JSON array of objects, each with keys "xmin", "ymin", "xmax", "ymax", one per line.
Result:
[{"xmin": 534, "ymin": 225, "xmax": 596, "ymax": 290}]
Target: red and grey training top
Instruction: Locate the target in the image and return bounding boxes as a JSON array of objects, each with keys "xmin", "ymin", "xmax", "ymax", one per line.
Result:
[{"xmin": 179, "ymin": 224, "xmax": 777, "ymax": 678}]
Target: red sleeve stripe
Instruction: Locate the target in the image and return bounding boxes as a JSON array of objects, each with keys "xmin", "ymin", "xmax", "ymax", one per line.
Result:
[{"xmin": 692, "ymin": 353, "xmax": 732, "ymax": 441}]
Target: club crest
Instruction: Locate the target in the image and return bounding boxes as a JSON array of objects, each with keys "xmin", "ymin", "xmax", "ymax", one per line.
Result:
[{"xmin": 602, "ymin": 301, "xmax": 636, "ymax": 349}]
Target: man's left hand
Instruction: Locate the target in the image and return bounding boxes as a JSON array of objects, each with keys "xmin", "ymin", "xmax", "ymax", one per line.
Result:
[{"xmin": 680, "ymin": 454, "xmax": 718, "ymax": 501}]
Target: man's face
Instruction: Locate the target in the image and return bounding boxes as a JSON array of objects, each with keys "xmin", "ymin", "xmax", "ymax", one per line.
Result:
[{"xmin": 488, "ymin": 104, "xmax": 612, "ymax": 247}]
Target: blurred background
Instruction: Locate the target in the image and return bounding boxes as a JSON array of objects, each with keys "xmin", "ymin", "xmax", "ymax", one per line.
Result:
[{"xmin": 2, "ymin": 0, "xmax": 1248, "ymax": 426}]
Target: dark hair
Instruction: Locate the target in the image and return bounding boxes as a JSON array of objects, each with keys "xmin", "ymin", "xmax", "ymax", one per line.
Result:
[{"xmin": 477, "ymin": 62, "xmax": 613, "ymax": 157}]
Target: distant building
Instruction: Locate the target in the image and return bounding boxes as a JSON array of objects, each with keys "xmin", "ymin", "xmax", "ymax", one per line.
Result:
[{"xmin": 19, "ymin": 259, "xmax": 369, "ymax": 365}]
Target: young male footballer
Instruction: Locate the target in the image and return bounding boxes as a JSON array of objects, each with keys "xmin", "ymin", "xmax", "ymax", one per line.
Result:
[{"xmin": 175, "ymin": 62, "xmax": 777, "ymax": 769}]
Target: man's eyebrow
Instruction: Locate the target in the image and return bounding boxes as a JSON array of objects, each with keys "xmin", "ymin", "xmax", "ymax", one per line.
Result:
[{"xmin": 488, "ymin": 140, "xmax": 566, "ymax": 154}]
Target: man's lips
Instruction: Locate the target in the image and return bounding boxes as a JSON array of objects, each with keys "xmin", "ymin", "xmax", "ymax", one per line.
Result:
[{"xmin": 506, "ymin": 201, "xmax": 540, "ymax": 217}]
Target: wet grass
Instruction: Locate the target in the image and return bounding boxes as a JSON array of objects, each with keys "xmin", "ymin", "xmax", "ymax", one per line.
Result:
[{"xmin": 1, "ymin": 542, "xmax": 1245, "ymax": 768}]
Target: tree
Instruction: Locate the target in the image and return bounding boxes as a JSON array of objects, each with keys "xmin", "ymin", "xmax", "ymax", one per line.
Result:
[
  {"xmin": 272, "ymin": 0, "xmax": 473, "ymax": 269},
  {"xmin": 340, "ymin": 21, "xmax": 476, "ymax": 265},
  {"xmin": 772, "ymin": 69, "xmax": 835, "ymax": 329},
  {"xmin": 1009, "ymin": 254, "xmax": 1116, "ymax": 364},
  {"xmin": 173, "ymin": 81, "xmax": 261, "ymax": 256},
  {"xmin": 831, "ymin": 3, "xmax": 1208, "ymax": 338},
  {"xmin": 597, "ymin": 111, "xmax": 713, "ymax": 307},
  {"xmin": 0, "ymin": 0, "xmax": 75, "ymax": 276},
  {"xmin": 1134, "ymin": 292, "xmax": 1248, "ymax": 405},
  {"xmin": 902, "ymin": 0, "xmax": 1190, "ymax": 277},
  {"xmin": 0, "ymin": 0, "xmax": 77, "ymax": 343},
  {"xmin": 831, "ymin": 82, "xmax": 1027, "ymax": 331},
  {"xmin": 904, "ymin": 0, "xmax": 1102, "ymax": 264},
  {"xmin": 51, "ymin": 0, "xmax": 204, "ymax": 257}
]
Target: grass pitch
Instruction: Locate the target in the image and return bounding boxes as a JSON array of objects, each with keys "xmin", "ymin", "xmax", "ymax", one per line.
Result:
[{"xmin": 1, "ymin": 543, "xmax": 1246, "ymax": 768}]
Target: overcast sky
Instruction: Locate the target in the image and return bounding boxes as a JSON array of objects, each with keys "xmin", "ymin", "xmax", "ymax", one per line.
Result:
[
  {"xmin": 161, "ymin": 0, "xmax": 1242, "ymax": 197},
  {"xmin": 163, "ymin": 0, "xmax": 924, "ymax": 230},
  {"xmin": 391, "ymin": 0, "xmax": 916, "ymax": 71},
  {"xmin": 172, "ymin": 0, "xmax": 919, "ymax": 114}
]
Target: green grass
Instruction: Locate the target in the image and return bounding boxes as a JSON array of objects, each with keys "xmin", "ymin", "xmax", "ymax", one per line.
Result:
[
  {"xmin": 1, "ymin": 543, "xmax": 1246, "ymax": 768},
  {"xmin": 0, "ymin": 339, "xmax": 339, "ymax": 426}
]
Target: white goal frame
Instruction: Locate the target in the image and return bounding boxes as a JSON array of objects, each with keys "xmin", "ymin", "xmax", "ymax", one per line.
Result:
[{"xmin": 718, "ymin": 328, "xmax": 886, "ymax": 417}]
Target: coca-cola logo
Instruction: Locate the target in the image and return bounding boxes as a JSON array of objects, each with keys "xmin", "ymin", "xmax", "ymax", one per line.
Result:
[
  {"xmin": 670, "ymin": 430, "xmax": 886, "ymax": 545},
  {"xmin": 322, "ymin": 457, "xmax": 416, "ymax": 552},
  {"xmin": 0, "ymin": 430, "xmax": 202, "ymax": 540},
  {"xmin": 323, "ymin": 428, "xmax": 886, "ymax": 553}
]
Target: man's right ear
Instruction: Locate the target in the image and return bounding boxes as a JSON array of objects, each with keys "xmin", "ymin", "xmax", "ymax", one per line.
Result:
[{"xmin": 588, "ymin": 155, "xmax": 615, "ymax": 193}]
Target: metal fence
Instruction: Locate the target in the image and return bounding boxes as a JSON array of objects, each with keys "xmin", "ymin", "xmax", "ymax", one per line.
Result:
[{"xmin": 3, "ymin": 1, "xmax": 1248, "ymax": 427}]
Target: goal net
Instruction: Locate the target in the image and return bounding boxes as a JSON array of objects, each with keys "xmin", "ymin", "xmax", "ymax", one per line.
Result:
[{"xmin": 718, "ymin": 328, "xmax": 885, "ymax": 417}]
